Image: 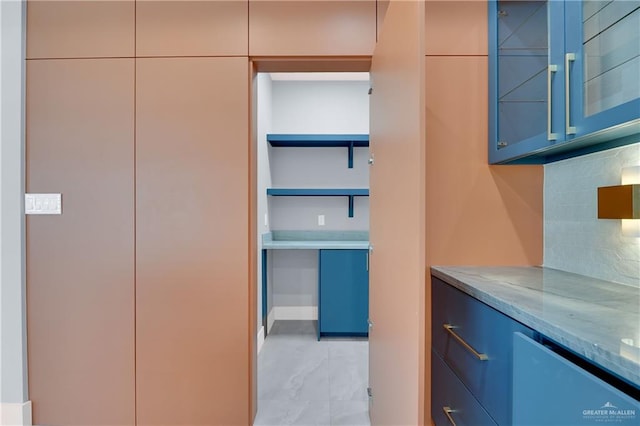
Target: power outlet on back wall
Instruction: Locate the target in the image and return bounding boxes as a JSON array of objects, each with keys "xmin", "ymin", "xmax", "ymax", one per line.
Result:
[{"xmin": 318, "ymin": 214, "xmax": 325, "ymax": 226}]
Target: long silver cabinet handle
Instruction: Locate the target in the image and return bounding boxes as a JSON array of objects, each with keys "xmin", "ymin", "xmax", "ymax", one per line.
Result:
[
  {"xmin": 443, "ymin": 324, "xmax": 489, "ymax": 361},
  {"xmin": 443, "ymin": 406, "xmax": 457, "ymax": 426},
  {"xmin": 565, "ymin": 53, "xmax": 577, "ymax": 135},
  {"xmin": 547, "ymin": 64, "xmax": 558, "ymax": 141}
]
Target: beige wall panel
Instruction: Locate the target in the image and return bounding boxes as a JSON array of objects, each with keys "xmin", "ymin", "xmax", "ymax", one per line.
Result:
[
  {"xmin": 136, "ymin": 0, "xmax": 249, "ymax": 57},
  {"xmin": 26, "ymin": 58, "xmax": 135, "ymax": 425},
  {"xmin": 249, "ymin": 0, "xmax": 376, "ymax": 56},
  {"xmin": 425, "ymin": 0, "xmax": 488, "ymax": 56},
  {"xmin": 369, "ymin": 1, "xmax": 426, "ymax": 424},
  {"xmin": 136, "ymin": 57, "xmax": 250, "ymax": 425},
  {"xmin": 253, "ymin": 57, "xmax": 371, "ymax": 72},
  {"xmin": 425, "ymin": 56, "xmax": 543, "ymax": 267},
  {"xmin": 377, "ymin": 0, "xmax": 389, "ymax": 41},
  {"xmin": 27, "ymin": 0, "xmax": 134, "ymax": 59}
]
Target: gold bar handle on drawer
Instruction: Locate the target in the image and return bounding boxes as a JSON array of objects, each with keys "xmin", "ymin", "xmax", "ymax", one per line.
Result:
[
  {"xmin": 443, "ymin": 324, "xmax": 488, "ymax": 361},
  {"xmin": 443, "ymin": 406, "xmax": 457, "ymax": 426}
]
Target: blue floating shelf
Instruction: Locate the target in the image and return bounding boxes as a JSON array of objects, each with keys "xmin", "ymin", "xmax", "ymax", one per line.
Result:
[
  {"xmin": 267, "ymin": 134, "xmax": 369, "ymax": 168},
  {"xmin": 267, "ymin": 188, "xmax": 369, "ymax": 217}
]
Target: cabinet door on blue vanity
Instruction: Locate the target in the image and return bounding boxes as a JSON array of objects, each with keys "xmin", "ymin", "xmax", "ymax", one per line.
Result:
[{"xmin": 319, "ymin": 249, "xmax": 369, "ymax": 336}]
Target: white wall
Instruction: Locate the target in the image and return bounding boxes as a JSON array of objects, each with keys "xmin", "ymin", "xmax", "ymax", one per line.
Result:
[
  {"xmin": 261, "ymin": 78, "xmax": 370, "ymax": 318},
  {"xmin": 544, "ymin": 142, "xmax": 640, "ymax": 286},
  {"xmin": 270, "ymin": 80, "xmax": 370, "ymax": 232},
  {"xmin": 269, "ymin": 146, "xmax": 370, "ymax": 230},
  {"xmin": 271, "ymin": 250, "xmax": 318, "ymax": 307},
  {"xmin": 256, "ymin": 73, "xmax": 273, "ymax": 341},
  {"xmin": 0, "ymin": 0, "xmax": 32, "ymax": 424},
  {"xmin": 271, "ymin": 80, "xmax": 369, "ymax": 134}
]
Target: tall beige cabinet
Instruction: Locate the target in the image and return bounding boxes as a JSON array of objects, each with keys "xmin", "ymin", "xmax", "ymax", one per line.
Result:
[
  {"xmin": 26, "ymin": 58, "xmax": 136, "ymax": 426},
  {"xmin": 135, "ymin": 57, "xmax": 250, "ymax": 425}
]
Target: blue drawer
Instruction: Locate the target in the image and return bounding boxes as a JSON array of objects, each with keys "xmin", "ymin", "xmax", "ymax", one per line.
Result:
[
  {"xmin": 432, "ymin": 350, "xmax": 497, "ymax": 426},
  {"xmin": 513, "ymin": 332, "xmax": 640, "ymax": 425},
  {"xmin": 432, "ymin": 277, "xmax": 534, "ymax": 425}
]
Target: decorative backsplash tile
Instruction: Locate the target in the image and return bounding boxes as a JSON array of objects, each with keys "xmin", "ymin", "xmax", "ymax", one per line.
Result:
[{"xmin": 544, "ymin": 142, "xmax": 640, "ymax": 287}]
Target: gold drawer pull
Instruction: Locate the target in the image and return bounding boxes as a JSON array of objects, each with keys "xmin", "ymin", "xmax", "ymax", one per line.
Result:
[
  {"xmin": 443, "ymin": 324, "xmax": 489, "ymax": 361},
  {"xmin": 443, "ymin": 406, "xmax": 457, "ymax": 426}
]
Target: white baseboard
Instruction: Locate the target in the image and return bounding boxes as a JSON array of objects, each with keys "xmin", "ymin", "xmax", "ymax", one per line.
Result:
[
  {"xmin": 0, "ymin": 401, "xmax": 32, "ymax": 426},
  {"xmin": 257, "ymin": 326, "xmax": 265, "ymax": 354},
  {"xmin": 267, "ymin": 308, "xmax": 275, "ymax": 334},
  {"xmin": 273, "ymin": 306, "xmax": 318, "ymax": 321}
]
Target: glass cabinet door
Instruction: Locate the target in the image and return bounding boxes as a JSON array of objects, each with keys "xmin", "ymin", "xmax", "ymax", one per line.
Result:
[
  {"xmin": 489, "ymin": 0, "xmax": 565, "ymax": 163},
  {"xmin": 565, "ymin": 0, "xmax": 640, "ymax": 138}
]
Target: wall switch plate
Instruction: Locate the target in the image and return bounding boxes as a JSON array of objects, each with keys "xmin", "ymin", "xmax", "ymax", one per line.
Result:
[
  {"xmin": 318, "ymin": 214, "xmax": 325, "ymax": 226},
  {"xmin": 25, "ymin": 193, "xmax": 62, "ymax": 215}
]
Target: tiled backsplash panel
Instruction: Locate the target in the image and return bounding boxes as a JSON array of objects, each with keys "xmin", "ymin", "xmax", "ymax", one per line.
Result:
[{"xmin": 544, "ymin": 142, "xmax": 640, "ymax": 287}]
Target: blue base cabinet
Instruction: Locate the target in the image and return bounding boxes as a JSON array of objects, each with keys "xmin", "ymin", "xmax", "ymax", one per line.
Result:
[
  {"xmin": 318, "ymin": 249, "xmax": 369, "ymax": 339},
  {"xmin": 513, "ymin": 332, "xmax": 640, "ymax": 425},
  {"xmin": 432, "ymin": 276, "xmax": 534, "ymax": 426},
  {"xmin": 433, "ymin": 275, "xmax": 640, "ymax": 425}
]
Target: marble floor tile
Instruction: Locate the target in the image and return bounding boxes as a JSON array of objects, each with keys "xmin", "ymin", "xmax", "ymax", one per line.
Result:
[
  {"xmin": 328, "ymin": 341, "xmax": 369, "ymax": 401},
  {"xmin": 259, "ymin": 322, "xmax": 330, "ymax": 401},
  {"xmin": 330, "ymin": 401, "xmax": 371, "ymax": 426},
  {"xmin": 256, "ymin": 321, "xmax": 370, "ymax": 425},
  {"xmin": 258, "ymin": 356, "xmax": 330, "ymax": 401},
  {"xmin": 254, "ymin": 400, "xmax": 330, "ymax": 426}
]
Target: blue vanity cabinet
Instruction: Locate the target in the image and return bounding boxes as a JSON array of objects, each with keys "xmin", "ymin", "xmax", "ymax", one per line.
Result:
[
  {"xmin": 489, "ymin": 0, "xmax": 640, "ymax": 164},
  {"xmin": 489, "ymin": 0, "xmax": 566, "ymax": 164},
  {"xmin": 513, "ymin": 332, "xmax": 640, "ymax": 425},
  {"xmin": 565, "ymin": 1, "xmax": 640, "ymax": 140},
  {"xmin": 319, "ymin": 249, "xmax": 369, "ymax": 338}
]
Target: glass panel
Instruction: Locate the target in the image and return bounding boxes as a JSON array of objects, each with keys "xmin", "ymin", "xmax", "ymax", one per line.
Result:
[
  {"xmin": 497, "ymin": 1, "xmax": 549, "ymax": 148},
  {"xmin": 583, "ymin": 1, "xmax": 640, "ymax": 116}
]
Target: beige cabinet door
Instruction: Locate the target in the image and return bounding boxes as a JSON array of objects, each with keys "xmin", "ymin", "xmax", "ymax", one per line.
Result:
[
  {"xmin": 368, "ymin": 1, "xmax": 426, "ymax": 424},
  {"xmin": 27, "ymin": 1, "xmax": 135, "ymax": 59},
  {"xmin": 135, "ymin": 57, "xmax": 251, "ymax": 425},
  {"xmin": 136, "ymin": 0, "xmax": 249, "ymax": 57},
  {"xmin": 249, "ymin": 0, "xmax": 376, "ymax": 56},
  {"xmin": 26, "ymin": 58, "xmax": 135, "ymax": 425}
]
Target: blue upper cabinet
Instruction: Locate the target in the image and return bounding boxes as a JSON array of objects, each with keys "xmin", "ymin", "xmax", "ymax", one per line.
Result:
[
  {"xmin": 489, "ymin": 0, "xmax": 565, "ymax": 164},
  {"xmin": 565, "ymin": 1, "xmax": 640, "ymax": 140},
  {"xmin": 489, "ymin": 0, "xmax": 640, "ymax": 164}
]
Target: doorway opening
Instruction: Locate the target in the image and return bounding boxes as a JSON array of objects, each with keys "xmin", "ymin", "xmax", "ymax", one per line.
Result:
[{"xmin": 254, "ymin": 71, "xmax": 372, "ymax": 424}]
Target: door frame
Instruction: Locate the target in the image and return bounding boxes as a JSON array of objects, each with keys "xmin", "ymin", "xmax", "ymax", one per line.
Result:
[{"xmin": 248, "ymin": 57, "xmax": 373, "ymax": 421}]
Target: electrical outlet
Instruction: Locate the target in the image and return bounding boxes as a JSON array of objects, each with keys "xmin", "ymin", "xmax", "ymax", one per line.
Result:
[
  {"xmin": 318, "ymin": 215, "xmax": 325, "ymax": 226},
  {"xmin": 264, "ymin": 213, "xmax": 268, "ymax": 227}
]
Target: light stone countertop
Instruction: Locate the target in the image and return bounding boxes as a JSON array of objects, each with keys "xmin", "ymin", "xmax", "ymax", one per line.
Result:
[
  {"xmin": 262, "ymin": 230, "xmax": 369, "ymax": 250},
  {"xmin": 431, "ymin": 266, "xmax": 640, "ymax": 389}
]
